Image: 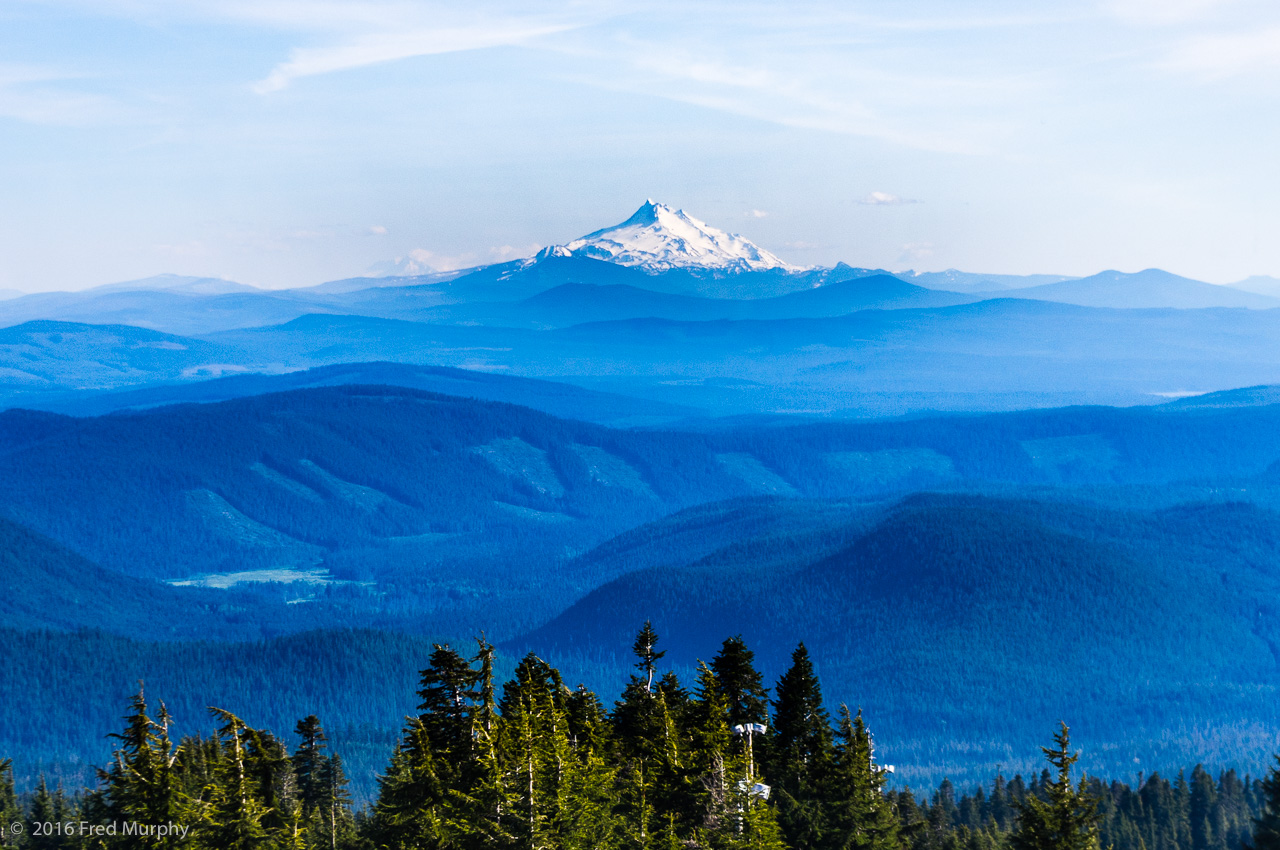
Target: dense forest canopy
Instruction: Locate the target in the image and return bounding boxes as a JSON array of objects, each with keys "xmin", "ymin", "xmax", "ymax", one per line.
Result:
[{"xmin": 3, "ymin": 626, "xmax": 1279, "ymax": 850}]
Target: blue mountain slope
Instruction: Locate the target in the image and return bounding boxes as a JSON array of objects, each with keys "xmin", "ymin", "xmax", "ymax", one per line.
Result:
[
  {"xmin": 521, "ymin": 494, "xmax": 1280, "ymax": 783},
  {"xmin": 0, "ymin": 513, "xmax": 293, "ymax": 639},
  {"xmin": 405, "ymin": 274, "xmax": 970, "ymax": 328},
  {"xmin": 0, "ymin": 289, "xmax": 344, "ymax": 334},
  {"xmin": 12, "ymin": 291, "xmax": 1280, "ymax": 417},
  {"xmin": 0, "ymin": 320, "xmax": 260, "ymax": 396},
  {"xmin": 195, "ymin": 299, "xmax": 1280, "ymax": 414},
  {"xmin": 898, "ymin": 269, "xmax": 1077, "ymax": 292},
  {"xmin": 991, "ymin": 268, "xmax": 1280, "ymax": 309},
  {"xmin": 10, "ymin": 383, "xmax": 1280, "ymax": 597},
  {"xmin": 13, "ymin": 361, "xmax": 700, "ymax": 425}
]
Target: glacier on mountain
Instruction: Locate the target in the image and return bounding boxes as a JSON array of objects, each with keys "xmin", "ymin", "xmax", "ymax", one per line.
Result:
[{"xmin": 552, "ymin": 200, "xmax": 802, "ymax": 273}]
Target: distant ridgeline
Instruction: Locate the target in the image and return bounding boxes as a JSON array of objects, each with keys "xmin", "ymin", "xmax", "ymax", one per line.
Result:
[
  {"xmin": 7, "ymin": 205, "xmax": 1280, "ymax": 819},
  {"xmin": 1, "ymin": 627, "xmax": 1274, "ymax": 850},
  {"xmin": 8, "ymin": 384, "xmax": 1280, "ymax": 790}
]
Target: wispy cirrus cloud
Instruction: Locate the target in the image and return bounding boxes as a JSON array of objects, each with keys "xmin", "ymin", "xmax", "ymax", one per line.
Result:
[
  {"xmin": 1101, "ymin": 0, "xmax": 1240, "ymax": 26},
  {"xmin": 0, "ymin": 63, "xmax": 123, "ymax": 125},
  {"xmin": 252, "ymin": 18, "xmax": 582, "ymax": 93},
  {"xmin": 1160, "ymin": 26, "xmax": 1280, "ymax": 78}
]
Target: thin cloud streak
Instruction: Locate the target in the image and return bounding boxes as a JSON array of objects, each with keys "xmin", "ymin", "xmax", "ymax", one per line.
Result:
[
  {"xmin": 252, "ymin": 20, "xmax": 582, "ymax": 93},
  {"xmin": 0, "ymin": 64, "xmax": 123, "ymax": 126},
  {"xmin": 1160, "ymin": 26, "xmax": 1280, "ymax": 78}
]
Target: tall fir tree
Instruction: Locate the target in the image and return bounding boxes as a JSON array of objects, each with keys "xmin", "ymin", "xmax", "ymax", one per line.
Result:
[
  {"xmin": 369, "ymin": 720, "xmax": 449, "ymax": 849},
  {"xmin": 27, "ymin": 776, "xmax": 74, "ymax": 850},
  {"xmin": 768, "ymin": 642, "xmax": 833, "ymax": 850},
  {"xmin": 202, "ymin": 708, "xmax": 275, "ymax": 850},
  {"xmin": 314, "ymin": 753, "xmax": 354, "ymax": 850},
  {"xmin": 829, "ymin": 706, "xmax": 900, "ymax": 850},
  {"xmin": 633, "ymin": 622, "xmax": 666, "ymax": 694},
  {"xmin": 614, "ymin": 623, "xmax": 687, "ymax": 848},
  {"xmin": 1009, "ymin": 723, "xmax": 1101, "ymax": 850},
  {"xmin": 0, "ymin": 760, "xmax": 17, "ymax": 850},
  {"xmin": 88, "ymin": 685, "xmax": 189, "ymax": 849},
  {"xmin": 1253, "ymin": 756, "xmax": 1280, "ymax": 850},
  {"xmin": 293, "ymin": 716, "xmax": 328, "ymax": 819},
  {"xmin": 711, "ymin": 637, "xmax": 770, "ymax": 728}
]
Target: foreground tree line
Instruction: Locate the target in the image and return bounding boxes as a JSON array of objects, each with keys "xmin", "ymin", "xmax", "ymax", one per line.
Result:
[{"xmin": 3, "ymin": 624, "xmax": 1280, "ymax": 850}]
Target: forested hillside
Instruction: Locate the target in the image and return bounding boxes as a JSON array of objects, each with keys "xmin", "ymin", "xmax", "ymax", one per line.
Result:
[
  {"xmin": 2, "ymin": 628, "xmax": 1276, "ymax": 850},
  {"xmin": 9, "ymin": 386, "xmax": 1280, "ymax": 801},
  {"xmin": 527, "ymin": 495, "xmax": 1280, "ymax": 781}
]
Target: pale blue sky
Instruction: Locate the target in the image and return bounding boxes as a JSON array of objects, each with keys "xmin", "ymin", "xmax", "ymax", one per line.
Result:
[{"xmin": 2, "ymin": 0, "xmax": 1279, "ymax": 290}]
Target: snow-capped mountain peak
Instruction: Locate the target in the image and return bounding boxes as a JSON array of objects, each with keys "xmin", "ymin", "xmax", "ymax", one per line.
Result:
[{"xmin": 554, "ymin": 200, "xmax": 800, "ymax": 273}]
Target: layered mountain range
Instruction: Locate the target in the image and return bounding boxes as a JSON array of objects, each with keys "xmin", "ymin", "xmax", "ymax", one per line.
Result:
[
  {"xmin": 0, "ymin": 201, "xmax": 1278, "ymax": 418},
  {"xmin": 6, "ymin": 201, "xmax": 1280, "ymax": 792}
]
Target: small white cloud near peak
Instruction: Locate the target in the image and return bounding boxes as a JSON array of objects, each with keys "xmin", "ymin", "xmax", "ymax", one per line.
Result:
[
  {"xmin": 368, "ymin": 225, "xmax": 388, "ymax": 235},
  {"xmin": 489, "ymin": 244, "xmax": 539, "ymax": 262},
  {"xmin": 747, "ymin": 209, "xmax": 768, "ymax": 218},
  {"xmin": 896, "ymin": 242, "xmax": 935, "ymax": 266},
  {"xmin": 860, "ymin": 191, "xmax": 919, "ymax": 206}
]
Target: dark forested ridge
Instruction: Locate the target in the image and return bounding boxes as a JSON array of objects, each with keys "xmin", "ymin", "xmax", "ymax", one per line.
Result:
[
  {"xmin": 9, "ymin": 385, "xmax": 1280, "ymax": 811},
  {"xmin": 2, "ymin": 629, "xmax": 1278, "ymax": 850},
  {"xmin": 525, "ymin": 494, "xmax": 1280, "ymax": 781},
  {"xmin": 8, "ymin": 361, "xmax": 701, "ymax": 426}
]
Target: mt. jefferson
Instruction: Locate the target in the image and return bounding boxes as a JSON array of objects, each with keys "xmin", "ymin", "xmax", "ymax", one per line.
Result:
[{"xmin": 546, "ymin": 200, "xmax": 801, "ymax": 273}]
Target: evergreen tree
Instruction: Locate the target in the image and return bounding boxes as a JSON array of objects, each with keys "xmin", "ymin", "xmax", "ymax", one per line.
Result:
[
  {"xmin": 633, "ymin": 622, "xmax": 666, "ymax": 694},
  {"xmin": 293, "ymin": 716, "xmax": 328, "ymax": 818},
  {"xmin": 829, "ymin": 706, "xmax": 900, "ymax": 850},
  {"xmin": 710, "ymin": 637, "xmax": 769, "ymax": 728},
  {"xmin": 201, "ymin": 708, "xmax": 274, "ymax": 850},
  {"xmin": 26, "ymin": 776, "xmax": 71, "ymax": 850},
  {"xmin": 768, "ymin": 642, "xmax": 833, "ymax": 850},
  {"xmin": 497, "ymin": 653, "xmax": 570, "ymax": 849},
  {"xmin": 1009, "ymin": 723, "xmax": 1101, "ymax": 850},
  {"xmin": 89, "ymin": 686, "xmax": 188, "ymax": 849},
  {"xmin": 461, "ymin": 636, "xmax": 513, "ymax": 850},
  {"xmin": 614, "ymin": 624, "xmax": 686, "ymax": 848},
  {"xmin": 417, "ymin": 644, "xmax": 479, "ymax": 764},
  {"xmin": 314, "ymin": 754, "xmax": 354, "ymax": 850},
  {"xmin": 0, "ymin": 760, "xmax": 17, "ymax": 850},
  {"xmin": 368, "ymin": 721, "xmax": 448, "ymax": 849},
  {"xmin": 1253, "ymin": 757, "xmax": 1280, "ymax": 850}
]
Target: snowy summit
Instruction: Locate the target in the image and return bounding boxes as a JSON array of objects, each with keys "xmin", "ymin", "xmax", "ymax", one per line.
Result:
[{"xmin": 548, "ymin": 200, "xmax": 800, "ymax": 273}]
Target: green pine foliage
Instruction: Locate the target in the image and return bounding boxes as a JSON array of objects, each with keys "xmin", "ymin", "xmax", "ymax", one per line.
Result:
[
  {"xmin": 1008, "ymin": 724, "xmax": 1100, "ymax": 850},
  {"xmin": 3, "ymin": 628, "xmax": 1278, "ymax": 850}
]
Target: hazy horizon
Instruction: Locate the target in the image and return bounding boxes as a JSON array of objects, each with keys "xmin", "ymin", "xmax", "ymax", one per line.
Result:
[{"xmin": 3, "ymin": 0, "xmax": 1280, "ymax": 291}]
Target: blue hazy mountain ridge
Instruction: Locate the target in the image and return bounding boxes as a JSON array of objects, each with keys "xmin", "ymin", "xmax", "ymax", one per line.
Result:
[
  {"xmin": 0, "ymin": 256, "xmax": 939, "ymax": 335},
  {"xmin": 1164, "ymin": 384, "xmax": 1280, "ymax": 409},
  {"xmin": 1231, "ymin": 275, "xmax": 1280, "ymax": 298},
  {"xmin": 522, "ymin": 494, "xmax": 1280, "ymax": 781},
  {"xmin": 13, "ymin": 361, "xmax": 701, "ymax": 425},
  {"xmin": 409, "ymin": 273, "xmax": 976, "ymax": 328},
  {"xmin": 8, "ymin": 290, "xmax": 1280, "ymax": 416},
  {"xmin": 198, "ymin": 299, "xmax": 1280, "ymax": 414},
  {"xmin": 11, "ymin": 386, "xmax": 1280, "ymax": 784},
  {"xmin": 987, "ymin": 268, "xmax": 1280, "ymax": 309},
  {"xmin": 0, "ymin": 320, "xmax": 263, "ymax": 394},
  {"xmin": 8, "ymin": 384, "xmax": 1280, "ymax": 606},
  {"xmin": 897, "ymin": 269, "xmax": 1078, "ymax": 292},
  {"xmin": 85, "ymin": 273, "xmax": 261, "ymax": 295},
  {"xmin": 0, "ymin": 287, "xmax": 346, "ymax": 335},
  {"xmin": 0, "ymin": 512, "xmax": 286, "ymax": 638}
]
